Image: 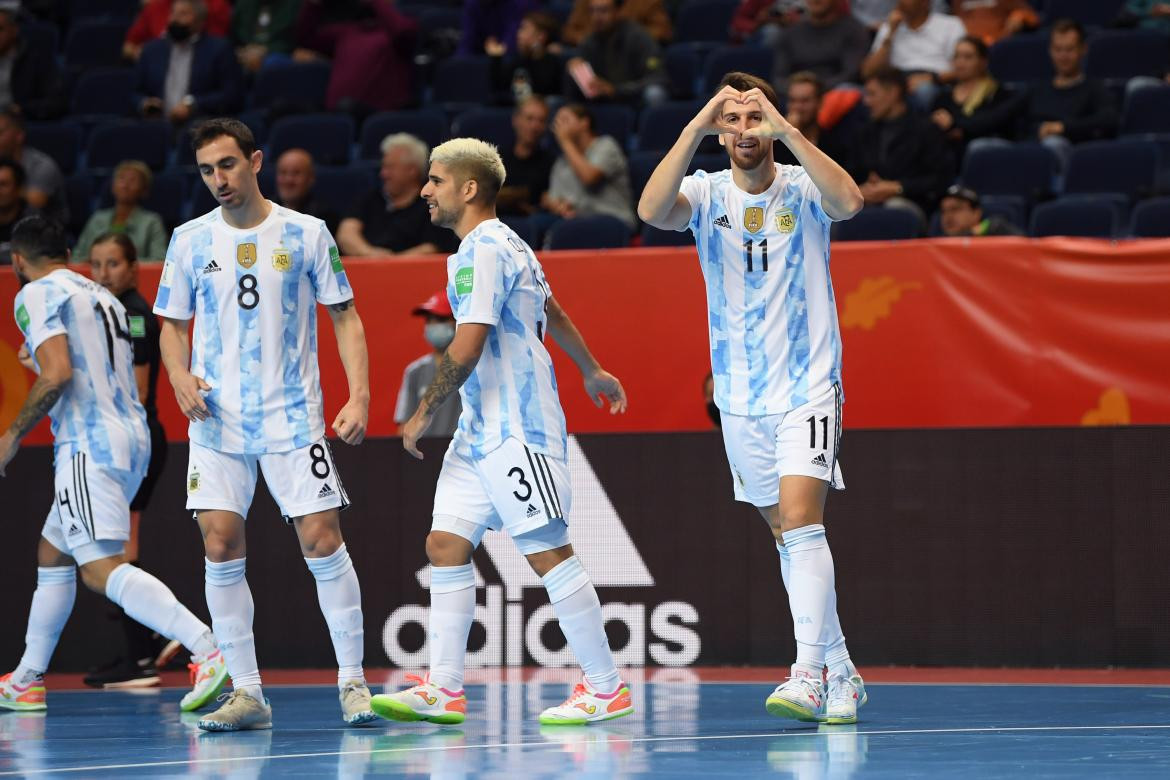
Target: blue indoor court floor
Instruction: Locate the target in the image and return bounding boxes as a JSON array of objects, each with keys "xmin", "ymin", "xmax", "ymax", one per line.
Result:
[{"xmin": 3, "ymin": 669, "xmax": 1170, "ymax": 778}]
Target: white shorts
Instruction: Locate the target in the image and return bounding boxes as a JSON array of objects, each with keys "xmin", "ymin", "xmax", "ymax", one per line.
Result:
[
  {"xmin": 186, "ymin": 437, "xmax": 348, "ymax": 522},
  {"xmin": 42, "ymin": 451, "xmax": 142, "ymax": 559},
  {"xmin": 432, "ymin": 437, "xmax": 572, "ymax": 555},
  {"xmin": 720, "ymin": 383, "xmax": 845, "ymax": 507}
]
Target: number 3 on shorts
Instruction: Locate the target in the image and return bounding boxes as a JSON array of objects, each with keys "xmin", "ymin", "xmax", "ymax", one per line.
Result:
[{"xmin": 508, "ymin": 466, "xmax": 533, "ymax": 502}]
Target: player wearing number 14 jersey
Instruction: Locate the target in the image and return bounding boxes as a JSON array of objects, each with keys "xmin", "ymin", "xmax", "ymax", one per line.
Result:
[
  {"xmin": 154, "ymin": 119, "xmax": 375, "ymax": 731},
  {"xmin": 639, "ymin": 72, "xmax": 869, "ymax": 724}
]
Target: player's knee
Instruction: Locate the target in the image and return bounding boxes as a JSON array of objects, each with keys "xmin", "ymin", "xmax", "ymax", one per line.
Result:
[
  {"xmin": 425, "ymin": 531, "xmax": 470, "ymax": 566},
  {"xmin": 778, "ymin": 502, "xmax": 823, "ymax": 531},
  {"xmin": 78, "ymin": 564, "xmax": 109, "ymax": 594},
  {"xmin": 203, "ymin": 532, "xmax": 245, "ymax": 562}
]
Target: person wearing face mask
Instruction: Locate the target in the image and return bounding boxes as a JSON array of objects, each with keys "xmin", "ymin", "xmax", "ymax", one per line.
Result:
[
  {"xmin": 123, "ymin": 0, "xmax": 233, "ymax": 62},
  {"xmin": 134, "ymin": 0, "xmax": 243, "ymax": 126},
  {"xmin": 394, "ymin": 291, "xmax": 462, "ymax": 439}
]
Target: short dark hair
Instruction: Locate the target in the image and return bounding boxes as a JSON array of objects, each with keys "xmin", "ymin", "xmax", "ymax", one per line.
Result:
[
  {"xmin": 0, "ymin": 104, "xmax": 25, "ymax": 131},
  {"xmin": 11, "ymin": 215, "xmax": 69, "ymax": 264},
  {"xmin": 0, "ymin": 156, "xmax": 26, "ymax": 188},
  {"xmin": 91, "ymin": 232, "xmax": 138, "ymax": 264},
  {"xmin": 190, "ymin": 118, "xmax": 256, "ymax": 158},
  {"xmin": 1050, "ymin": 18, "xmax": 1085, "ymax": 44},
  {"xmin": 513, "ymin": 94, "xmax": 548, "ymax": 117},
  {"xmin": 563, "ymin": 102, "xmax": 595, "ymax": 132},
  {"xmin": 523, "ymin": 10, "xmax": 560, "ymax": 43},
  {"xmin": 716, "ymin": 71, "xmax": 780, "ymax": 114},
  {"xmin": 957, "ymin": 35, "xmax": 989, "ymax": 60},
  {"xmin": 787, "ymin": 71, "xmax": 824, "ymax": 98},
  {"xmin": 865, "ymin": 65, "xmax": 908, "ymax": 96}
]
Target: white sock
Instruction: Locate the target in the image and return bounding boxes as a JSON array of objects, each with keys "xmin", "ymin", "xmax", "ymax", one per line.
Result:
[
  {"xmin": 543, "ymin": 556, "xmax": 621, "ymax": 694},
  {"xmin": 204, "ymin": 557, "xmax": 262, "ymax": 692},
  {"xmin": 427, "ymin": 563, "xmax": 475, "ymax": 691},
  {"xmin": 781, "ymin": 525, "xmax": 835, "ymax": 675},
  {"xmin": 304, "ymin": 544, "xmax": 365, "ymax": 687},
  {"xmin": 777, "ymin": 541, "xmax": 855, "ymax": 679},
  {"xmin": 16, "ymin": 566, "xmax": 77, "ymax": 682},
  {"xmin": 104, "ymin": 563, "xmax": 216, "ymax": 657}
]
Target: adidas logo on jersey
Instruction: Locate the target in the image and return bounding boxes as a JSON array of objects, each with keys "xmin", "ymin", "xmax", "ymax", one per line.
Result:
[
  {"xmin": 202, "ymin": 260, "xmax": 222, "ymax": 275},
  {"xmin": 526, "ymin": 503, "xmax": 541, "ymax": 519},
  {"xmin": 67, "ymin": 523, "xmax": 81, "ymax": 537},
  {"xmin": 712, "ymin": 214, "xmax": 732, "ymax": 230},
  {"xmin": 317, "ymin": 483, "xmax": 334, "ymax": 498},
  {"xmin": 811, "ymin": 453, "xmax": 829, "ymax": 468}
]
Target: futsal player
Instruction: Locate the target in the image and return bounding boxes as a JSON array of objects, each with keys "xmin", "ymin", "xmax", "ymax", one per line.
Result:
[
  {"xmin": 0, "ymin": 216, "xmax": 228, "ymax": 714},
  {"xmin": 154, "ymin": 119, "xmax": 375, "ymax": 731},
  {"xmin": 637, "ymin": 72, "xmax": 868, "ymax": 724},
  {"xmin": 370, "ymin": 138, "xmax": 633, "ymax": 726}
]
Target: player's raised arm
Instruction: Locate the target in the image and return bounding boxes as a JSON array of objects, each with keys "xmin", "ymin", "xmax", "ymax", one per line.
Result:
[
  {"xmin": 545, "ymin": 296, "xmax": 627, "ymax": 415},
  {"xmin": 0, "ymin": 334, "xmax": 72, "ymax": 475},
  {"xmin": 402, "ymin": 323, "xmax": 489, "ymax": 459},
  {"xmin": 637, "ymin": 85, "xmax": 742, "ymax": 230},
  {"xmin": 158, "ymin": 316, "xmax": 210, "ymax": 422},
  {"xmin": 326, "ymin": 300, "xmax": 370, "ymax": 446}
]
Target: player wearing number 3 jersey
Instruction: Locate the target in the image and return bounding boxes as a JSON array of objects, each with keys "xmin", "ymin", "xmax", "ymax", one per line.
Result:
[
  {"xmin": 154, "ymin": 119, "xmax": 376, "ymax": 731},
  {"xmin": 639, "ymin": 72, "xmax": 869, "ymax": 724}
]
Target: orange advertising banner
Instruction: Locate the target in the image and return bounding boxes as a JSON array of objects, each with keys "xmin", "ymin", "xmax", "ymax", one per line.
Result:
[{"xmin": 1, "ymin": 237, "xmax": 1167, "ymax": 445}]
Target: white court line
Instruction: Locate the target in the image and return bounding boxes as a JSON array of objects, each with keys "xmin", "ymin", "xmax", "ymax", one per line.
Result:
[{"xmin": 5, "ymin": 723, "xmax": 1170, "ymax": 776}]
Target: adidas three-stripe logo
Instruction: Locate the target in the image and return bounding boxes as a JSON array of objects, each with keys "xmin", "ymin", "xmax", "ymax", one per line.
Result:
[
  {"xmin": 713, "ymin": 214, "xmax": 732, "ymax": 230},
  {"xmin": 203, "ymin": 260, "xmax": 222, "ymax": 274},
  {"xmin": 811, "ymin": 453, "xmax": 829, "ymax": 468},
  {"xmin": 317, "ymin": 483, "xmax": 334, "ymax": 498}
]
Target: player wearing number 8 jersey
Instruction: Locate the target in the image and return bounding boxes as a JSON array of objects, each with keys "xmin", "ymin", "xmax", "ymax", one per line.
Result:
[
  {"xmin": 154, "ymin": 119, "xmax": 376, "ymax": 731},
  {"xmin": 639, "ymin": 72, "xmax": 869, "ymax": 724}
]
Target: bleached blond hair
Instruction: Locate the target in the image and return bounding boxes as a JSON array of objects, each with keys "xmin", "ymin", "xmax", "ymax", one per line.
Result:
[{"xmin": 430, "ymin": 137, "xmax": 507, "ymax": 201}]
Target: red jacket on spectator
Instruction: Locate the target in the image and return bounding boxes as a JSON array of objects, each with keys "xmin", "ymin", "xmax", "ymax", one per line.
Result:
[{"xmin": 125, "ymin": 0, "xmax": 233, "ymax": 47}]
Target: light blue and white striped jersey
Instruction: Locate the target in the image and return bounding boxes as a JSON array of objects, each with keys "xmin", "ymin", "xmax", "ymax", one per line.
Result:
[
  {"xmin": 679, "ymin": 164, "xmax": 843, "ymax": 416},
  {"xmin": 447, "ymin": 218, "xmax": 567, "ymax": 461},
  {"xmin": 153, "ymin": 203, "xmax": 353, "ymax": 454},
  {"xmin": 14, "ymin": 269, "xmax": 149, "ymax": 473}
]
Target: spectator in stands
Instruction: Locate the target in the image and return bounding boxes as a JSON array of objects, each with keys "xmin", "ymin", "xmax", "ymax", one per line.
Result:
[
  {"xmin": 0, "ymin": 106, "xmax": 66, "ymax": 226},
  {"xmin": 544, "ymin": 103, "xmax": 636, "ymax": 232},
  {"xmin": 0, "ymin": 158, "xmax": 32, "ymax": 265},
  {"xmin": 273, "ymin": 148, "xmax": 339, "ymax": 234},
  {"xmin": 562, "ymin": 0, "xmax": 672, "ymax": 46},
  {"xmin": 776, "ymin": 72, "xmax": 852, "ymax": 165},
  {"xmin": 852, "ymin": 0, "xmax": 949, "ymax": 31},
  {"xmin": 731, "ymin": 0, "xmax": 804, "ymax": 47},
  {"xmin": 499, "ymin": 96, "xmax": 555, "ymax": 216},
  {"xmin": 772, "ymin": 0, "xmax": 871, "ymax": 92},
  {"xmin": 566, "ymin": 0, "xmax": 669, "ymax": 107},
  {"xmin": 394, "ymin": 290, "xmax": 461, "ymax": 438},
  {"xmin": 296, "ymin": 0, "xmax": 418, "ymax": 117},
  {"xmin": 231, "ymin": 0, "xmax": 301, "ymax": 73},
  {"xmin": 930, "ymin": 35, "xmax": 1024, "ymax": 156},
  {"xmin": 938, "ymin": 184, "xmax": 1023, "ymax": 236},
  {"xmin": 1117, "ymin": 1, "xmax": 1170, "ymax": 35},
  {"xmin": 123, "ymin": 0, "xmax": 232, "ymax": 61},
  {"xmin": 848, "ymin": 66, "xmax": 955, "ymax": 224},
  {"xmin": 1024, "ymin": 19, "xmax": 1118, "ymax": 167},
  {"xmin": 337, "ymin": 133, "xmax": 456, "ymax": 256},
  {"xmin": 953, "ymin": 0, "xmax": 1038, "ymax": 45},
  {"xmin": 458, "ymin": 0, "xmax": 540, "ymax": 56},
  {"xmin": 73, "ymin": 161, "xmax": 168, "ymax": 263},
  {"xmin": 134, "ymin": 0, "xmax": 244, "ymax": 125},
  {"xmin": 489, "ymin": 10, "xmax": 564, "ymax": 103},
  {"xmin": 0, "ymin": 9, "xmax": 64, "ymax": 120},
  {"xmin": 862, "ymin": 0, "xmax": 967, "ymax": 108}
]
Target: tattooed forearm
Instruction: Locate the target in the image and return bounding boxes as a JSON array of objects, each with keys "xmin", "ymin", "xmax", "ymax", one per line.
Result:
[
  {"xmin": 9, "ymin": 376, "xmax": 65, "ymax": 440},
  {"xmin": 420, "ymin": 352, "xmax": 472, "ymax": 413}
]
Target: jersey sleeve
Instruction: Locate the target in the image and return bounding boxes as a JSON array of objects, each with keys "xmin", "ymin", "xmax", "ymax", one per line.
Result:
[
  {"xmin": 789, "ymin": 166, "xmax": 836, "ymax": 224},
  {"xmin": 153, "ymin": 231, "xmax": 196, "ymax": 318},
  {"xmin": 307, "ymin": 222, "xmax": 354, "ymax": 305},
  {"xmin": 14, "ymin": 282, "xmax": 69, "ymax": 356},
  {"xmin": 451, "ymin": 238, "xmax": 515, "ymax": 326},
  {"xmin": 678, "ymin": 171, "xmax": 711, "ymax": 233}
]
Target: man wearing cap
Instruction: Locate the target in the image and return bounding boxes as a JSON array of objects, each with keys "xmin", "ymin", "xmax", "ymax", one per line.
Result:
[
  {"xmin": 938, "ymin": 184, "xmax": 1023, "ymax": 237},
  {"xmin": 394, "ymin": 292, "xmax": 462, "ymax": 438}
]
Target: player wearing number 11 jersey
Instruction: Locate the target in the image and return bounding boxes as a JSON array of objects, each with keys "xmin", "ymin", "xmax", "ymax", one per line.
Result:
[
  {"xmin": 154, "ymin": 119, "xmax": 375, "ymax": 731},
  {"xmin": 639, "ymin": 72, "xmax": 869, "ymax": 724}
]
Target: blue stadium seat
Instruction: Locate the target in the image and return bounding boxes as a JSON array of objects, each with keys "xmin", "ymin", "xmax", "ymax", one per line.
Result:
[
  {"xmin": 690, "ymin": 153, "xmax": 730, "ymax": 175},
  {"xmin": 988, "ymin": 35, "xmax": 1052, "ymax": 84},
  {"xmin": 451, "ymin": 108, "xmax": 514, "ymax": 150},
  {"xmin": 416, "ymin": 7, "xmax": 463, "ymax": 39},
  {"xmin": 637, "ymin": 101, "xmax": 704, "ymax": 151},
  {"xmin": 26, "ymin": 121, "xmax": 84, "ymax": 175},
  {"xmin": 547, "ymin": 215, "xmax": 631, "ymax": 250},
  {"xmin": 70, "ymin": 68, "xmax": 136, "ymax": 119},
  {"xmin": 832, "ymin": 207, "xmax": 923, "ymax": 241},
  {"xmin": 1085, "ymin": 30, "xmax": 1170, "ymax": 81},
  {"xmin": 590, "ymin": 104, "xmax": 637, "ymax": 150},
  {"xmin": 629, "ymin": 151, "xmax": 659, "ymax": 199},
  {"xmin": 188, "ymin": 178, "xmax": 219, "ymax": 217},
  {"xmin": 1029, "ymin": 195, "xmax": 1125, "ymax": 237},
  {"xmin": 86, "ymin": 121, "xmax": 170, "ymax": 172},
  {"xmin": 431, "ymin": 57, "xmax": 494, "ymax": 109},
  {"xmin": 980, "ymin": 194, "xmax": 1029, "ymax": 231},
  {"xmin": 674, "ymin": 0, "xmax": 739, "ymax": 44},
  {"xmin": 641, "ymin": 223, "xmax": 694, "ymax": 247},
  {"xmin": 499, "ymin": 214, "xmax": 535, "ymax": 246},
  {"xmin": 266, "ymin": 114, "xmax": 355, "ymax": 166},
  {"xmin": 64, "ymin": 21, "xmax": 128, "ymax": 71},
  {"xmin": 960, "ymin": 143, "xmax": 1058, "ymax": 202},
  {"xmin": 65, "ymin": 173, "xmax": 95, "ymax": 238},
  {"xmin": 313, "ymin": 167, "xmax": 377, "ymax": 210},
  {"xmin": 701, "ymin": 46, "xmax": 774, "ymax": 93},
  {"xmin": 22, "ymin": 20, "xmax": 60, "ymax": 57},
  {"xmin": 1043, "ymin": 0, "xmax": 1125, "ymax": 27},
  {"xmin": 1123, "ymin": 85, "xmax": 1170, "ymax": 135},
  {"xmin": 1063, "ymin": 139, "xmax": 1160, "ymax": 200},
  {"xmin": 1129, "ymin": 196, "xmax": 1170, "ymax": 237},
  {"xmin": 252, "ymin": 63, "xmax": 331, "ymax": 111},
  {"xmin": 665, "ymin": 45, "xmax": 700, "ymax": 99},
  {"xmin": 69, "ymin": 0, "xmax": 138, "ymax": 22},
  {"xmin": 360, "ymin": 110, "xmax": 448, "ymax": 158}
]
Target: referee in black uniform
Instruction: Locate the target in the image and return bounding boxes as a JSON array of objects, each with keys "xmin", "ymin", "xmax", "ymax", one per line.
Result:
[{"xmin": 84, "ymin": 232, "xmax": 177, "ymax": 687}]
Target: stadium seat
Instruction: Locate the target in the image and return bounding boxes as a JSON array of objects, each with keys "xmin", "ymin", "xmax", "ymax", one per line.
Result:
[
  {"xmin": 266, "ymin": 114, "xmax": 355, "ymax": 166},
  {"xmin": 21, "ymin": 20, "xmax": 60, "ymax": 57},
  {"xmin": 665, "ymin": 45, "xmax": 700, "ymax": 99},
  {"xmin": 69, "ymin": 0, "xmax": 138, "ymax": 23},
  {"xmin": 1122, "ymin": 85, "xmax": 1170, "ymax": 136},
  {"xmin": 431, "ymin": 57, "xmax": 494, "ymax": 109},
  {"xmin": 674, "ymin": 0, "xmax": 739, "ymax": 44},
  {"xmin": 360, "ymin": 110, "xmax": 448, "ymax": 159},
  {"xmin": 70, "ymin": 68, "xmax": 136, "ymax": 119},
  {"xmin": 988, "ymin": 34, "xmax": 1052, "ymax": 84},
  {"xmin": 960, "ymin": 143, "xmax": 1058, "ymax": 202},
  {"xmin": 252, "ymin": 63, "xmax": 331, "ymax": 112},
  {"xmin": 312, "ymin": 167, "xmax": 377, "ymax": 211},
  {"xmin": 641, "ymin": 223, "xmax": 695, "ymax": 247},
  {"xmin": 832, "ymin": 207, "xmax": 923, "ymax": 241},
  {"xmin": 499, "ymin": 214, "xmax": 535, "ymax": 246},
  {"xmin": 65, "ymin": 173, "xmax": 95, "ymax": 238},
  {"xmin": 1063, "ymin": 139, "xmax": 1160, "ymax": 201},
  {"xmin": 1043, "ymin": 0, "xmax": 1125, "ymax": 27},
  {"xmin": 629, "ymin": 151, "xmax": 659, "ymax": 199},
  {"xmin": 590, "ymin": 104, "xmax": 637, "ymax": 151},
  {"xmin": 1128, "ymin": 196, "xmax": 1170, "ymax": 237},
  {"xmin": 637, "ymin": 101, "xmax": 704, "ymax": 151},
  {"xmin": 690, "ymin": 153, "xmax": 730, "ymax": 175},
  {"xmin": 1085, "ymin": 30, "xmax": 1170, "ymax": 81},
  {"xmin": 86, "ymin": 121, "xmax": 170, "ymax": 172},
  {"xmin": 26, "ymin": 121, "xmax": 84, "ymax": 175},
  {"xmin": 701, "ymin": 46, "xmax": 774, "ymax": 93},
  {"xmin": 1029, "ymin": 195, "xmax": 1125, "ymax": 238},
  {"xmin": 64, "ymin": 21, "xmax": 128, "ymax": 71},
  {"xmin": 451, "ymin": 108, "xmax": 514, "ymax": 150},
  {"xmin": 546, "ymin": 215, "xmax": 631, "ymax": 250},
  {"xmin": 980, "ymin": 194, "xmax": 1029, "ymax": 232},
  {"xmin": 188, "ymin": 178, "xmax": 220, "ymax": 216}
]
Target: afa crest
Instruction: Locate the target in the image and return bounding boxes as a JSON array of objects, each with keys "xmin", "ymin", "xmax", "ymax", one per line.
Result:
[
  {"xmin": 236, "ymin": 242, "xmax": 257, "ymax": 269},
  {"xmin": 187, "ymin": 470, "xmax": 200, "ymax": 494},
  {"xmin": 272, "ymin": 248, "xmax": 291, "ymax": 272},
  {"xmin": 775, "ymin": 208, "xmax": 796, "ymax": 234},
  {"xmin": 743, "ymin": 206, "xmax": 764, "ymax": 233}
]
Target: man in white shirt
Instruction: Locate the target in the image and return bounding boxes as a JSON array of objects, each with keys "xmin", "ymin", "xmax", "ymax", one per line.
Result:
[{"xmin": 862, "ymin": 0, "xmax": 966, "ymax": 108}]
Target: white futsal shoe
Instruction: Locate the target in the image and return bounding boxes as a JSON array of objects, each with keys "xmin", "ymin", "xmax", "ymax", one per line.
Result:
[
  {"xmin": 539, "ymin": 679, "xmax": 634, "ymax": 725},
  {"xmin": 823, "ymin": 674, "xmax": 867, "ymax": 725},
  {"xmin": 339, "ymin": 680, "xmax": 378, "ymax": 726},
  {"xmin": 765, "ymin": 668, "xmax": 825, "ymax": 722}
]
